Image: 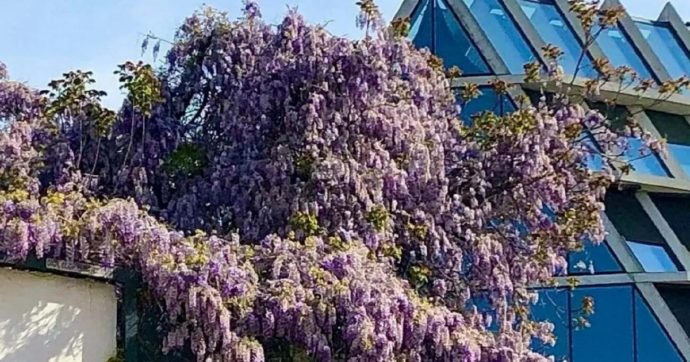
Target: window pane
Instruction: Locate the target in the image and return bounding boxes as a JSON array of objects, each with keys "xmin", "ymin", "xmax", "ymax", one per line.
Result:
[
  {"xmin": 624, "ymin": 137, "xmax": 669, "ymax": 177},
  {"xmin": 605, "ymin": 190, "xmax": 665, "ymax": 245},
  {"xmin": 651, "ymin": 194, "xmax": 690, "ymax": 252},
  {"xmin": 531, "ymin": 289, "xmax": 570, "ymax": 361},
  {"xmin": 435, "ymin": 0, "xmax": 490, "ymax": 75},
  {"xmin": 458, "ymin": 87, "xmax": 515, "ymax": 125},
  {"xmin": 409, "ymin": 0, "xmax": 432, "ymax": 50},
  {"xmin": 595, "ymin": 25, "xmax": 652, "ymax": 80},
  {"xmin": 571, "ymin": 286, "xmax": 634, "ymax": 362},
  {"xmin": 627, "ymin": 241, "xmax": 678, "ymax": 272},
  {"xmin": 647, "ymin": 110, "xmax": 690, "ymax": 145},
  {"xmin": 581, "ymin": 135, "xmax": 605, "ymax": 171},
  {"xmin": 462, "ymin": 0, "xmax": 536, "ymax": 74},
  {"xmin": 646, "ymin": 110, "xmax": 690, "ymax": 176},
  {"xmin": 635, "ymin": 290, "xmax": 684, "ymax": 362},
  {"xmin": 468, "ymin": 293, "xmax": 498, "ymax": 331},
  {"xmin": 517, "ymin": 0, "xmax": 596, "ymax": 78},
  {"xmin": 669, "ymin": 143, "xmax": 690, "ymax": 176},
  {"xmin": 588, "ymin": 103, "xmax": 669, "ymax": 176},
  {"xmin": 569, "ymin": 240, "xmax": 622, "ymax": 275},
  {"xmin": 658, "ymin": 284, "xmax": 690, "ymax": 338},
  {"xmin": 636, "ymin": 21, "xmax": 690, "ymax": 79}
]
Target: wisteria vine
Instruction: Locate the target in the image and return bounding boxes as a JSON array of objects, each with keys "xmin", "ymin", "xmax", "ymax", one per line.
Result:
[{"xmin": 0, "ymin": 2, "xmax": 669, "ymax": 361}]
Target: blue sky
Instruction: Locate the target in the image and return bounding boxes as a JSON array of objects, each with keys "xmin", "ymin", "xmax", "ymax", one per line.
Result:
[{"xmin": 1, "ymin": 0, "xmax": 688, "ymax": 109}]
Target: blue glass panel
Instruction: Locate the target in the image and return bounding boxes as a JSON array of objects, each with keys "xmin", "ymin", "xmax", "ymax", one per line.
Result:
[
  {"xmin": 531, "ymin": 289, "xmax": 570, "ymax": 360},
  {"xmin": 571, "ymin": 286, "xmax": 634, "ymax": 362},
  {"xmin": 435, "ymin": 0, "xmax": 490, "ymax": 75},
  {"xmin": 409, "ymin": 0, "xmax": 432, "ymax": 50},
  {"xmin": 595, "ymin": 25, "xmax": 653, "ymax": 80},
  {"xmin": 582, "ymin": 135, "xmax": 605, "ymax": 171},
  {"xmin": 517, "ymin": 0, "xmax": 596, "ymax": 78},
  {"xmin": 468, "ymin": 293, "xmax": 499, "ymax": 331},
  {"xmin": 458, "ymin": 87, "xmax": 515, "ymax": 125},
  {"xmin": 568, "ymin": 240, "xmax": 622, "ymax": 275},
  {"xmin": 637, "ymin": 22, "xmax": 690, "ymax": 79},
  {"xmin": 635, "ymin": 291, "xmax": 684, "ymax": 362},
  {"xmin": 462, "ymin": 0, "xmax": 536, "ymax": 74},
  {"xmin": 669, "ymin": 143, "xmax": 690, "ymax": 176},
  {"xmin": 627, "ymin": 241, "xmax": 678, "ymax": 272},
  {"xmin": 624, "ymin": 137, "xmax": 669, "ymax": 177}
]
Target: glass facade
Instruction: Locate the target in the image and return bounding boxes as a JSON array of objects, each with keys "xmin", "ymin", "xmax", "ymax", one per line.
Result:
[
  {"xmin": 605, "ymin": 190, "xmax": 664, "ymax": 244},
  {"xmin": 462, "ymin": 0, "xmax": 536, "ymax": 74},
  {"xmin": 595, "ymin": 25, "xmax": 653, "ymax": 80},
  {"xmin": 651, "ymin": 194, "xmax": 690, "ymax": 251},
  {"xmin": 458, "ymin": 87, "xmax": 515, "ymax": 125},
  {"xmin": 409, "ymin": 0, "xmax": 432, "ymax": 51},
  {"xmin": 582, "ymin": 136, "xmax": 605, "ymax": 171},
  {"xmin": 590, "ymin": 103, "xmax": 669, "ymax": 177},
  {"xmin": 532, "ymin": 286, "xmax": 683, "ymax": 362},
  {"xmin": 624, "ymin": 137, "xmax": 669, "ymax": 177},
  {"xmin": 568, "ymin": 240, "xmax": 622, "ymax": 274},
  {"xmin": 517, "ymin": 0, "xmax": 596, "ymax": 78},
  {"xmin": 571, "ymin": 286, "xmax": 635, "ymax": 361},
  {"xmin": 409, "ymin": 0, "xmax": 491, "ymax": 75},
  {"xmin": 402, "ymin": 1, "xmax": 690, "ymax": 360},
  {"xmin": 627, "ymin": 241, "xmax": 678, "ymax": 272},
  {"xmin": 647, "ymin": 110, "xmax": 690, "ymax": 177},
  {"xmin": 636, "ymin": 21, "xmax": 690, "ymax": 79},
  {"xmin": 669, "ymin": 143, "xmax": 690, "ymax": 176},
  {"xmin": 635, "ymin": 292, "xmax": 685, "ymax": 362}
]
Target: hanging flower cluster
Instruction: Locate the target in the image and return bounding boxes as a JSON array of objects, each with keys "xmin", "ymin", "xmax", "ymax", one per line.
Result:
[{"xmin": 0, "ymin": 1, "xmax": 665, "ymax": 361}]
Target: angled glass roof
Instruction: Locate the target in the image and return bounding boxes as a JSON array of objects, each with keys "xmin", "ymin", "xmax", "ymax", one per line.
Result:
[
  {"xmin": 647, "ymin": 110, "xmax": 690, "ymax": 177},
  {"xmin": 595, "ymin": 24, "xmax": 653, "ymax": 80},
  {"xmin": 409, "ymin": 0, "xmax": 491, "ymax": 75},
  {"xmin": 517, "ymin": 0, "xmax": 596, "ymax": 78},
  {"xmin": 435, "ymin": 0, "xmax": 491, "ymax": 74},
  {"xmin": 409, "ymin": 0, "xmax": 432, "ymax": 51},
  {"xmin": 636, "ymin": 21, "xmax": 690, "ymax": 79},
  {"xmin": 462, "ymin": 0, "xmax": 536, "ymax": 74}
]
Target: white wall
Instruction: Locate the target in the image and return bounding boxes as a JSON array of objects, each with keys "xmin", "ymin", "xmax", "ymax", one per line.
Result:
[{"xmin": 0, "ymin": 268, "xmax": 117, "ymax": 362}]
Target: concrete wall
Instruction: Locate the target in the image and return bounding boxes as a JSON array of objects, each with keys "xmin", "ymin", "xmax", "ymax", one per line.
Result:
[{"xmin": 0, "ymin": 268, "xmax": 117, "ymax": 362}]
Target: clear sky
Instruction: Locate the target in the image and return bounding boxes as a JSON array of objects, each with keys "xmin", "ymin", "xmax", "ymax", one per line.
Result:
[{"xmin": 1, "ymin": 0, "xmax": 688, "ymax": 109}]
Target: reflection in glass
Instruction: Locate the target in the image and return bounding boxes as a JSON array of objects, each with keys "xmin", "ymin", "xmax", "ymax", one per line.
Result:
[
  {"xmin": 532, "ymin": 285, "xmax": 683, "ymax": 362},
  {"xmin": 635, "ymin": 291, "xmax": 684, "ymax": 362},
  {"xmin": 627, "ymin": 241, "xmax": 678, "ymax": 272},
  {"xmin": 409, "ymin": 0, "xmax": 432, "ymax": 51},
  {"xmin": 595, "ymin": 25, "xmax": 652, "ymax": 80},
  {"xmin": 458, "ymin": 87, "xmax": 515, "ymax": 125},
  {"xmin": 624, "ymin": 137, "xmax": 669, "ymax": 177},
  {"xmin": 582, "ymin": 135, "xmax": 604, "ymax": 171},
  {"xmin": 517, "ymin": 0, "xmax": 596, "ymax": 78},
  {"xmin": 647, "ymin": 110, "xmax": 690, "ymax": 177},
  {"xmin": 532, "ymin": 289, "xmax": 570, "ymax": 360},
  {"xmin": 435, "ymin": 0, "xmax": 490, "ymax": 75},
  {"xmin": 637, "ymin": 21, "xmax": 690, "ymax": 79},
  {"xmin": 669, "ymin": 143, "xmax": 690, "ymax": 176},
  {"xmin": 462, "ymin": 0, "xmax": 535, "ymax": 74},
  {"xmin": 571, "ymin": 286, "xmax": 635, "ymax": 362},
  {"xmin": 568, "ymin": 240, "xmax": 622, "ymax": 275}
]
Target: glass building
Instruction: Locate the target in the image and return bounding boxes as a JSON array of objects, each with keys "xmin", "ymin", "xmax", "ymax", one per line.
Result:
[{"xmin": 399, "ymin": 0, "xmax": 690, "ymax": 360}]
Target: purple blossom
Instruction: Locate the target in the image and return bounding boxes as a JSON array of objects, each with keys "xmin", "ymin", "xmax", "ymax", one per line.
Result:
[{"xmin": 0, "ymin": 2, "xmax": 657, "ymax": 361}]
